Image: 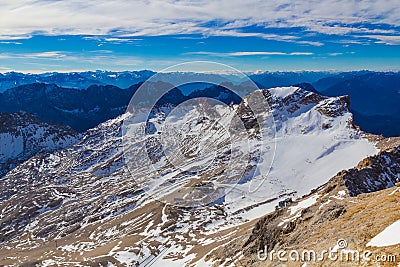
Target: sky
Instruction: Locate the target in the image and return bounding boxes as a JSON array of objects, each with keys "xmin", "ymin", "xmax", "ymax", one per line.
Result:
[{"xmin": 0, "ymin": 0, "xmax": 400, "ymax": 73}]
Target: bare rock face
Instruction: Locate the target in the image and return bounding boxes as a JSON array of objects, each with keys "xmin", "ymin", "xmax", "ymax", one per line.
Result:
[
  {"xmin": 342, "ymin": 146, "xmax": 400, "ymax": 196},
  {"xmin": 315, "ymin": 95, "xmax": 351, "ymax": 118}
]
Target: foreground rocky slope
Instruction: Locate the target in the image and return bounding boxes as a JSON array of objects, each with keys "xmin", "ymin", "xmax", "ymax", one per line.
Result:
[
  {"xmin": 215, "ymin": 145, "xmax": 400, "ymax": 266},
  {"xmin": 0, "ymin": 86, "xmax": 378, "ymax": 266}
]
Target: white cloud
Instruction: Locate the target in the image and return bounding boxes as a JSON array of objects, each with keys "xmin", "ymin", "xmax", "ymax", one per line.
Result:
[
  {"xmin": 289, "ymin": 52, "xmax": 314, "ymax": 55},
  {"xmin": 229, "ymin": 52, "xmax": 287, "ymax": 56},
  {"xmin": 0, "ymin": 41, "xmax": 22, "ymax": 45},
  {"xmin": 297, "ymin": 41, "xmax": 324, "ymax": 46},
  {"xmin": 0, "ymin": 34, "xmax": 32, "ymax": 41},
  {"xmin": 0, "ymin": 51, "xmax": 67, "ymax": 59},
  {"xmin": 362, "ymin": 35, "xmax": 400, "ymax": 45},
  {"xmin": 208, "ymin": 29, "xmax": 298, "ymax": 42},
  {"xmin": 0, "ymin": 50, "xmax": 141, "ymax": 68},
  {"xmin": 328, "ymin": 52, "xmax": 343, "ymax": 56},
  {"xmin": 0, "ymin": 0, "xmax": 399, "ymax": 44},
  {"xmin": 103, "ymin": 37, "xmax": 143, "ymax": 43},
  {"xmin": 186, "ymin": 51, "xmax": 313, "ymax": 57},
  {"xmin": 27, "ymin": 51, "xmax": 67, "ymax": 58}
]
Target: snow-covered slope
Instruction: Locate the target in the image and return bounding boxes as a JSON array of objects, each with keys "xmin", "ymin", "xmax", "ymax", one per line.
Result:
[
  {"xmin": 233, "ymin": 144, "xmax": 400, "ymax": 266},
  {"xmin": 0, "ymin": 87, "xmax": 378, "ymax": 266},
  {"xmin": 225, "ymin": 87, "xmax": 377, "ymax": 218},
  {"xmin": 0, "ymin": 111, "xmax": 80, "ymax": 177}
]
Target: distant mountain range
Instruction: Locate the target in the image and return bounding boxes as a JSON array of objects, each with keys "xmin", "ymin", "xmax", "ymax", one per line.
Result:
[
  {"xmin": 249, "ymin": 71, "xmax": 332, "ymax": 88},
  {"xmin": 0, "ymin": 82, "xmax": 245, "ymax": 132},
  {"xmin": 0, "ymin": 70, "xmax": 156, "ymax": 92},
  {"xmin": 0, "ymin": 70, "xmax": 399, "ymax": 136},
  {"xmin": 0, "ymin": 70, "xmax": 244, "ymax": 93},
  {"xmin": 311, "ymin": 71, "xmax": 400, "ymax": 137},
  {"xmin": 0, "ymin": 83, "xmax": 140, "ymax": 132},
  {"xmin": 0, "ymin": 70, "xmax": 336, "ymax": 93}
]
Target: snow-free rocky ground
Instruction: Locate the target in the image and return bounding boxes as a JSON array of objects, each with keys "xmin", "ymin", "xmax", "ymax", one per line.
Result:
[{"xmin": 0, "ymin": 86, "xmax": 379, "ymax": 266}]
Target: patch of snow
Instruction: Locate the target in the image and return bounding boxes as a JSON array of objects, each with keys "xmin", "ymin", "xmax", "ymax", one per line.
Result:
[
  {"xmin": 268, "ymin": 87, "xmax": 299, "ymax": 99},
  {"xmin": 153, "ymin": 244, "xmax": 197, "ymax": 267},
  {"xmin": 114, "ymin": 250, "xmax": 137, "ymax": 266},
  {"xmin": 367, "ymin": 220, "xmax": 400, "ymax": 247},
  {"xmin": 195, "ymin": 255, "xmax": 215, "ymax": 267},
  {"xmin": 289, "ymin": 194, "xmax": 319, "ymax": 215},
  {"xmin": 277, "ymin": 194, "xmax": 320, "ymax": 227},
  {"xmin": 0, "ymin": 133, "xmax": 24, "ymax": 162},
  {"xmin": 318, "ymin": 199, "xmax": 332, "ymax": 210},
  {"xmin": 331, "ymin": 190, "xmax": 347, "ymax": 200},
  {"xmin": 42, "ymin": 259, "xmax": 57, "ymax": 266},
  {"xmin": 389, "ymin": 187, "xmax": 400, "ymax": 196}
]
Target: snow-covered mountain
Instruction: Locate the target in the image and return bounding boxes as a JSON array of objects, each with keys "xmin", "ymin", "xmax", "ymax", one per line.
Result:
[
  {"xmin": 249, "ymin": 71, "xmax": 332, "ymax": 89},
  {"xmin": 2, "ymin": 69, "xmax": 399, "ymax": 137},
  {"xmin": 0, "ymin": 82, "xmax": 231, "ymax": 132},
  {"xmin": 312, "ymin": 71, "xmax": 400, "ymax": 137},
  {"xmin": 0, "ymin": 70, "xmax": 331, "ymax": 94},
  {"xmin": 0, "ymin": 70, "xmax": 156, "ymax": 92},
  {"xmin": 0, "ymin": 111, "xmax": 80, "ymax": 177},
  {"xmin": 0, "ymin": 71, "xmax": 241, "ymax": 93},
  {"xmin": 0, "ymin": 87, "xmax": 379, "ymax": 266},
  {"xmin": 0, "ymin": 83, "xmax": 142, "ymax": 132}
]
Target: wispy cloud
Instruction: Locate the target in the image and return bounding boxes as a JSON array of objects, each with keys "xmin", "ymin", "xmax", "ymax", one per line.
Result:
[
  {"xmin": 209, "ymin": 29, "xmax": 298, "ymax": 42},
  {"xmin": 361, "ymin": 35, "xmax": 400, "ymax": 45},
  {"xmin": 0, "ymin": 41, "xmax": 22, "ymax": 45},
  {"xmin": 328, "ymin": 52, "xmax": 343, "ymax": 56},
  {"xmin": 0, "ymin": 34, "xmax": 32, "ymax": 41},
  {"xmin": 0, "ymin": 50, "xmax": 144, "ymax": 68},
  {"xmin": 289, "ymin": 52, "xmax": 314, "ymax": 56},
  {"xmin": 0, "ymin": 51, "xmax": 63, "ymax": 59},
  {"xmin": 229, "ymin": 52, "xmax": 286, "ymax": 56},
  {"xmin": 27, "ymin": 51, "xmax": 67, "ymax": 58},
  {"xmin": 186, "ymin": 51, "xmax": 314, "ymax": 57},
  {"xmin": 104, "ymin": 37, "xmax": 142, "ymax": 43},
  {"xmin": 0, "ymin": 0, "xmax": 399, "ymax": 46},
  {"xmin": 297, "ymin": 41, "xmax": 324, "ymax": 47},
  {"xmin": 88, "ymin": 50, "xmax": 114, "ymax": 54}
]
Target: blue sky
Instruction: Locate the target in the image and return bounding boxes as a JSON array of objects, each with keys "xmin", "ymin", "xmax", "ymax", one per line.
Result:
[{"xmin": 0, "ymin": 0, "xmax": 400, "ymax": 73}]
